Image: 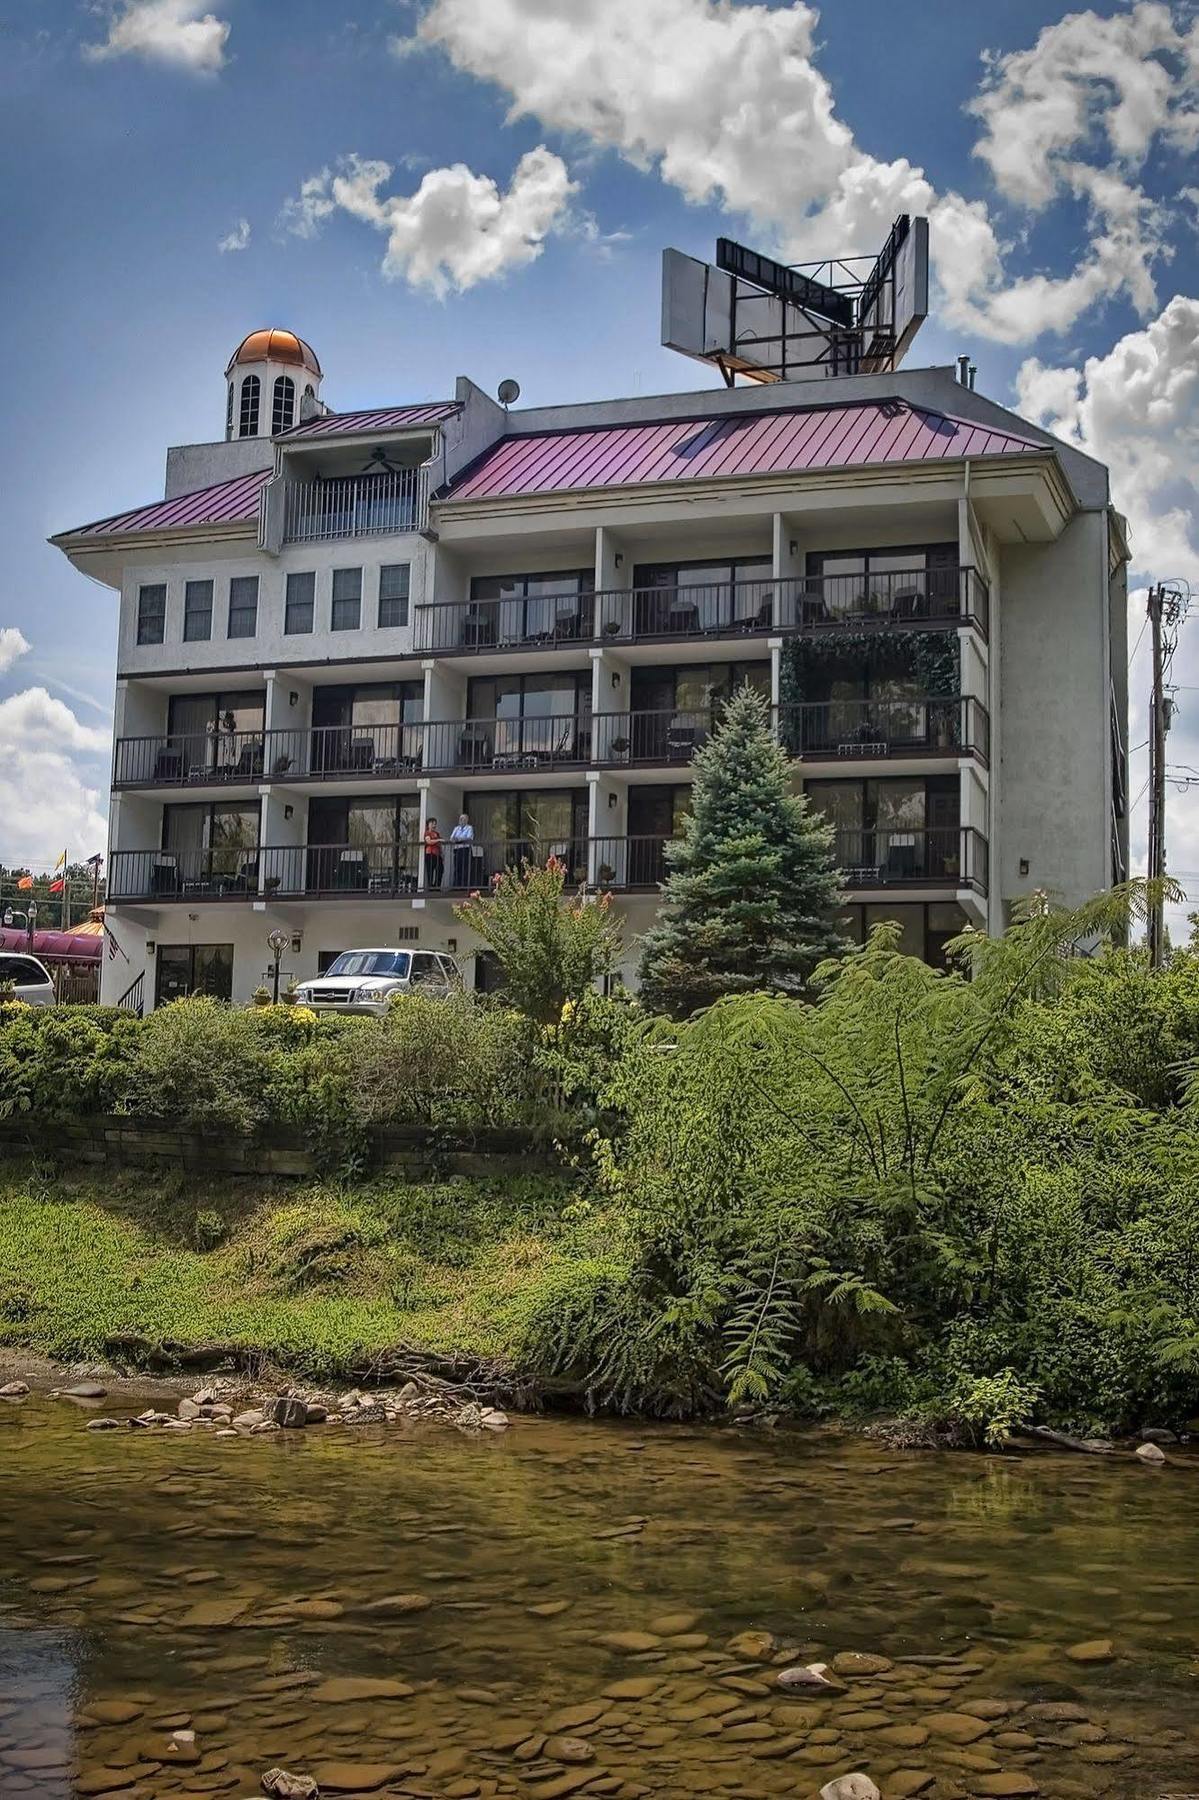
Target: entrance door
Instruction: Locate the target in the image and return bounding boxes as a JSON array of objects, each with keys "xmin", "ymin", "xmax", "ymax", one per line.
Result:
[{"xmin": 155, "ymin": 944, "xmax": 234, "ymax": 1007}]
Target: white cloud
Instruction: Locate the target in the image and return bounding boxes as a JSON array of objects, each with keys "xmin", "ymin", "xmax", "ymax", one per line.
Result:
[
  {"xmin": 85, "ymin": 0, "xmax": 230, "ymax": 74},
  {"xmin": 0, "ymin": 687, "xmax": 109, "ymax": 870},
  {"xmin": 280, "ymin": 147, "xmax": 578, "ymax": 296},
  {"xmin": 408, "ymin": 0, "xmax": 1194, "ymax": 344},
  {"xmin": 0, "ymin": 627, "xmax": 30, "ymax": 677},
  {"xmin": 217, "ymin": 217, "xmax": 250, "ymax": 253}
]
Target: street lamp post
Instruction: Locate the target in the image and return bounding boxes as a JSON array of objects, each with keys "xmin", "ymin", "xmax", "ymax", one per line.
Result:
[{"xmin": 267, "ymin": 927, "xmax": 289, "ymax": 1004}]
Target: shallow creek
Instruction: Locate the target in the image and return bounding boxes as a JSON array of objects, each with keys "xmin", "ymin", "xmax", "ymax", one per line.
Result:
[{"xmin": 1, "ymin": 1390, "xmax": 1198, "ymax": 1800}]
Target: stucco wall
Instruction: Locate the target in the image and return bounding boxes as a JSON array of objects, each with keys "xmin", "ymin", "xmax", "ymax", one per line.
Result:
[{"xmin": 997, "ymin": 512, "xmax": 1111, "ymax": 912}]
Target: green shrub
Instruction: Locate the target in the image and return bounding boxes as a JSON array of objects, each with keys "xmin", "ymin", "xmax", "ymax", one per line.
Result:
[
  {"xmin": 124, "ymin": 997, "xmax": 272, "ymax": 1136},
  {"xmin": 341, "ymin": 990, "xmax": 535, "ymax": 1130},
  {"xmin": 0, "ymin": 1006, "xmax": 139, "ymax": 1121}
]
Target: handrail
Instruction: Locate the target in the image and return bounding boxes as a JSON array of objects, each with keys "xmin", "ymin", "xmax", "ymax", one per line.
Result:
[
  {"xmin": 282, "ymin": 467, "xmax": 428, "ymax": 543},
  {"xmin": 419, "ymin": 715, "xmax": 592, "ymax": 773},
  {"xmin": 831, "ymin": 825, "xmax": 988, "ymax": 894},
  {"xmin": 108, "ymin": 847, "xmax": 262, "ymax": 901},
  {"xmin": 777, "ymin": 696, "xmax": 989, "ymax": 760},
  {"xmin": 114, "ymin": 971, "xmax": 145, "ymax": 1016},
  {"xmin": 113, "ymin": 730, "xmax": 265, "ymax": 788}
]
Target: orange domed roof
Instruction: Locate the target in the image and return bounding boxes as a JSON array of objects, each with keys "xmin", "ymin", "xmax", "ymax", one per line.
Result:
[{"xmin": 225, "ymin": 329, "xmax": 321, "ymax": 377}]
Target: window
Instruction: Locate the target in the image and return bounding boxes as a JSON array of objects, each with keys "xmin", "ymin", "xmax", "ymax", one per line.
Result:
[
  {"xmin": 632, "ymin": 556, "xmax": 774, "ymax": 633},
  {"xmin": 225, "ymin": 382, "xmax": 234, "ymax": 441},
  {"xmin": 325, "ymin": 950, "xmax": 412, "ymax": 979},
  {"xmin": 285, "ymin": 571, "xmax": 315, "ymax": 635},
  {"xmin": 0, "ymin": 956, "xmax": 47, "ymax": 988},
  {"xmin": 272, "ymin": 375, "xmax": 296, "ymax": 434},
  {"xmin": 378, "ymin": 563, "xmax": 410, "ymax": 629},
  {"xmin": 468, "ymin": 569, "xmax": 594, "ymax": 645},
  {"xmin": 410, "ymin": 952, "xmax": 449, "ymax": 990},
  {"xmin": 137, "ymin": 583, "xmax": 166, "ymax": 646},
  {"xmin": 238, "ymin": 374, "xmax": 260, "ymax": 438},
  {"xmin": 183, "ymin": 579, "xmax": 213, "ymax": 642},
  {"xmin": 331, "ymin": 567, "xmax": 362, "ymax": 632},
  {"xmin": 155, "ymin": 944, "xmax": 234, "ymax": 1007},
  {"xmin": 227, "ymin": 575, "xmax": 259, "ymax": 639}
]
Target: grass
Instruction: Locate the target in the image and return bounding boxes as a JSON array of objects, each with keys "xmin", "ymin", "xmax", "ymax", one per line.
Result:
[{"xmin": 0, "ymin": 1159, "xmax": 626, "ymax": 1382}]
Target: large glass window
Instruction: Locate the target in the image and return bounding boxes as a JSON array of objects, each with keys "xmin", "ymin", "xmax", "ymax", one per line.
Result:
[
  {"xmin": 272, "ymin": 375, "xmax": 296, "ymax": 434},
  {"xmin": 311, "ymin": 682, "xmax": 423, "ymax": 773},
  {"xmin": 160, "ymin": 802, "xmax": 260, "ymax": 891},
  {"xmin": 806, "ymin": 776, "xmax": 960, "ymax": 880},
  {"xmin": 803, "ymin": 543, "xmax": 960, "ymax": 623},
  {"xmin": 306, "ymin": 794, "xmax": 420, "ymax": 892},
  {"xmin": 166, "ymin": 691, "xmax": 265, "ymax": 778},
  {"xmin": 631, "ymin": 556, "xmax": 774, "ymax": 634},
  {"xmin": 626, "ymin": 661, "xmax": 768, "ymax": 758},
  {"xmin": 285, "ymin": 571, "xmax": 315, "ymax": 635},
  {"xmin": 378, "ymin": 564, "xmax": 410, "ymax": 629},
  {"xmin": 238, "ymin": 374, "xmax": 260, "ymax": 439},
  {"xmin": 136, "ymin": 583, "xmax": 166, "ymax": 646},
  {"xmin": 183, "ymin": 579, "xmax": 213, "ymax": 643},
  {"xmin": 468, "ymin": 569, "xmax": 593, "ymax": 647},
  {"xmin": 227, "ymin": 575, "xmax": 259, "ymax": 639},
  {"xmin": 465, "ymin": 671, "xmax": 591, "ymax": 763},
  {"xmin": 332, "ymin": 567, "xmax": 362, "ymax": 632},
  {"xmin": 463, "ymin": 788, "xmax": 589, "ymax": 886}
]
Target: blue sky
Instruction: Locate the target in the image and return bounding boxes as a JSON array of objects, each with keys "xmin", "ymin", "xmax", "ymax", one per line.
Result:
[{"xmin": 2, "ymin": 0, "xmax": 1197, "ymax": 921}]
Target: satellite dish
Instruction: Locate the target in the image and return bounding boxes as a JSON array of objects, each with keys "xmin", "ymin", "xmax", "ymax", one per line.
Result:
[{"xmin": 497, "ymin": 378, "xmax": 521, "ymax": 407}]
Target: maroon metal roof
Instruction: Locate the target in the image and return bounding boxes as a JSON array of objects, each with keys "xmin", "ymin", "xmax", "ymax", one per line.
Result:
[
  {"xmin": 68, "ymin": 468, "xmax": 271, "ymax": 539},
  {"xmin": 447, "ymin": 401, "xmax": 1044, "ymax": 501},
  {"xmin": 282, "ymin": 402, "xmax": 459, "ymax": 439}
]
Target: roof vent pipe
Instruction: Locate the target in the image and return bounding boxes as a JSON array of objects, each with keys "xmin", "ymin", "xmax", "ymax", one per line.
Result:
[
  {"xmin": 957, "ymin": 354, "xmax": 970, "ymax": 385},
  {"xmin": 968, "ymin": 364, "xmax": 977, "ymax": 391}
]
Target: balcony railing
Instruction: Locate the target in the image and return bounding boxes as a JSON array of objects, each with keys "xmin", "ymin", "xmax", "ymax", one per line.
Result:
[
  {"xmin": 281, "ymin": 468, "xmax": 428, "ymax": 544},
  {"xmin": 109, "ymin": 847, "xmax": 262, "ymax": 901},
  {"xmin": 113, "ymin": 731, "xmax": 265, "ymax": 788},
  {"xmin": 263, "ymin": 724, "xmax": 424, "ymax": 780},
  {"xmin": 413, "ymin": 567, "xmax": 988, "ymax": 652},
  {"xmin": 261, "ymin": 842, "xmax": 422, "ymax": 897},
  {"xmin": 591, "ymin": 834, "xmax": 677, "ymax": 890},
  {"xmin": 778, "ymin": 697, "xmax": 989, "ymax": 761},
  {"xmin": 419, "ymin": 715, "xmax": 592, "ymax": 775},
  {"xmin": 593, "ymin": 708, "xmax": 714, "ymax": 764},
  {"xmin": 831, "ymin": 826, "xmax": 988, "ymax": 893},
  {"xmin": 780, "ymin": 567, "xmax": 989, "ymax": 635}
]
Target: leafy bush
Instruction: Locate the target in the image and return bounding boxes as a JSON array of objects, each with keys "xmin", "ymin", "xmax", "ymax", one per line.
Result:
[
  {"xmin": 0, "ymin": 1006, "xmax": 138, "ymax": 1121},
  {"xmin": 454, "ymin": 856, "xmax": 623, "ymax": 1024},
  {"xmin": 124, "ymin": 997, "xmax": 273, "ymax": 1135},
  {"xmin": 340, "ymin": 990, "xmax": 536, "ymax": 1130}
]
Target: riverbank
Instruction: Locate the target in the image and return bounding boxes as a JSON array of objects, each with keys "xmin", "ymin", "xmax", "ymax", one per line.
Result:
[{"xmin": 0, "ymin": 1160, "xmax": 608, "ymax": 1395}]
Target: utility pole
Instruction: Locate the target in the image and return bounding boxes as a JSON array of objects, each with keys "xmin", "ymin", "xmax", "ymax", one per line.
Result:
[{"xmin": 1147, "ymin": 585, "xmax": 1166, "ymax": 968}]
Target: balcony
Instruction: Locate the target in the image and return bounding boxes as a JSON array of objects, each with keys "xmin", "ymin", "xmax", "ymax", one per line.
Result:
[
  {"xmin": 832, "ymin": 826, "xmax": 988, "ymax": 894},
  {"xmin": 420, "ymin": 715, "xmax": 592, "ymax": 775},
  {"xmin": 413, "ymin": 567, "xmax": 987, "ymax": 653},
  {"xmin": 281, "ymin": 469, "xmax": 428, "ymax": 544},
  {"xmin": 109, "ymin": 847, "xmax": 262, "ymax": 902},
  {"xmin": 593, "ymin": 708, "xmax": 713, "ymax": 765},
  {"xmin": 780, "ymin": 566, "xmax": 989, "ymax": 636},
  {"xmin": 779, "ymin": 697, "xmax": 989, "ymax": 762},
  {"xmin": 113, "ymin": 731, "xmax": 265, "ymax": 789}
]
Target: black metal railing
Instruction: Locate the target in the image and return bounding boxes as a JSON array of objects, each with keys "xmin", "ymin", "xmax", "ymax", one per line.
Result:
[
  {"xmin": 778, "ymin": 697, "xmax": 989, "ymax": 761},
  {"xmin": 267, "ymin": 724, "xmax": 424, "ymax": 780},
  {"xmin": 113, "ymin": 731, "xmax": 265, "ymax": 787},
  {"xmin": 435, "ymin": 836, "xmax": 592, "ymax": 893},
  {"xmin": 114, "ymin": 972, "xmax": 144, "ymax": 1016},
  {"xmin": 830, "ymin": 826, "xmax": 988, "ymax": 893},
  {"xmin": 779, "ymin": 567, "xmax": 989, "ymax": 635},
  {"xmin": 413, "ymin": 568, "xmax": 988, "ymax": 653},
  {"xmin": 260, "ymin": 842, "xmax": 422, "ymax": 898},
  {"xmin": 108, "ymin": 847, "xmax": 262, "ymax": 901},
  {"xmin": 592, "ymin": 708, "xmax": 715, "ymax": 764},
  {"xmin": 591, "ymin": 834, "xmax": 677, "ymax": 889},
  {"xmin": 414, "ymin": 595, "xmax": 593, "ymax": 653},
  {"xmin": 282, "ymin": 468, "xmax": 428, "ymax": 543},
  {"xmin": 419, "ymin": 715, "xmax": 592, "ymax": 774}
]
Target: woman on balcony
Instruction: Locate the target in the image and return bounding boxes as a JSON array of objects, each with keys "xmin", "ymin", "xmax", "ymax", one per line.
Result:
[{"xmin": 423, "ymin": 817, "xmax": 444, "ymax": 890}]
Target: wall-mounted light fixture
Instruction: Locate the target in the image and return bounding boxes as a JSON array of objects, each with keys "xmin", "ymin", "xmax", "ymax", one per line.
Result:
[
  {"xmin": 610, "ymin": 671, "xmax": 621, "ymax": 689},
  {"xmin": 1019, "ymin": 857, "xmax": 1030, "ymax": 877},
  {"xmin": 289, "ymin": 691, "xmax": 298, "ymax": 708},
  {"xmin": 789, "ymin": 539, "xmax": 798, "ymax": 556},
  {"xmin": 608, "ymin": 792, "xmax": 618, "ymax": 809},
  {"xmin": 146, "ymin": 940, "xmax": 156, "ymax": 956},
  {"xmin": 447, "ymin": 937, "xmax": 457, "ymax": 954},
  {"xmin": 283, "ymin": 803, "xmax": 294, "ymax": 821},
  {"xmin": 614, "ymin": 552, "xmax": 624, "ymax": 569},
  {"xmin": 291, "ymin": 932, "xmax": 302, "ymax": 954}
]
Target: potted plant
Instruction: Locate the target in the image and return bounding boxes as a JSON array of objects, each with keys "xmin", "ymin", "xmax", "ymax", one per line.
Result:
[
  {"xmin": 610, "ymin": 735, "xmax": 630, "ymax": 759},
  {"xmin": 250, "ymin": 985, "xmax": 272, "ymax": 1008},
  {"xmin": 272, "ymin": 752, "xmax": 293, "ymax": 776},
  {"xmin": 602, "ymin": 618, "xmax": 622, "ymax": 638},
  {"xmin": 264, "ymin": 873, "xmax": 281, "ymax": 895},
  {"xmin": 598, "ymin": 862, "xmax": 615, "ymax": 884}
]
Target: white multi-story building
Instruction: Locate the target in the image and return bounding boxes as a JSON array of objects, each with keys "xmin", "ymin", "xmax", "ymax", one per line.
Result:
[{"xmin": 53, "ymin": 321, "xmax": 1129, "ymax": 1012}]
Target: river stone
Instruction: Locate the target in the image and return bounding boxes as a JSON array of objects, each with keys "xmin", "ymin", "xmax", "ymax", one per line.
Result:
[
  {"xmin": 1064, "ymin": 1639, "xmax": 1114, "ymax": 1663},
  {"xmin": 1075, "ymin": 1743, "xmax": 1134, "ymax": 1762},
  {"xmin": 972, "ymin": 1778, "xmax": 1041, "ymax": 1797},
  {"xmin": 1024, "ymin": 1703, "xmax": 1089, "ymax": 1721},
  {"xmin": 597, "ymin": 1630, "xmax": 660, "ymax": 1653},
  {"xmin": 542, "ymin": 1702, "xmax": 608, "ymax": 1733},
  {"xmin": 310, "ymin": 1677, "xmax": 413, "ymax": 1703},
  {"xmin": 88, "ymin": 1701, "xmax": 146, "ymax": 1726},
  {"xmin": 527, "ymin": 1600, "xmax": 572, "ymax": 1617},
  {"xmin": 543, "ymin": 1736, "xmax": 596, "ymax": 1764},
  {"xmin": 63, "ymin": 1383, "xmax": 108, "ymax": 1399},
  {"xmin": 521, "ymin": 1773, "xmax": 596, "ymax": 1800},
  {"xmin": 602, "ymin": 1678, "xmax": 662, "ymax": 1700},
  {"xmin": 75, "ymin": 1767, "xmax": 162, "ymax": 1795},
  {"xmin": 178, "ymin": 1399, "xmax": 201, "ymax": 1420},
  {"xmin": 304, "ymin": 1404, "xmax": 328, "ymax": 1424},
  {"xmin": 0, "ymin": 1381, "xmax": 29, "ymax": 1397},
  {"xmin": 1135, "ymin": 1441, "xmax": 1166, "ymax": 1465},
  {"xmin": 233, "ymin": 1411, "xmax": 264, "ymax": 1430},
  {"xmin": 876, "ymin": 1724, "xmax": 929, "ymax": 1749},
  {"xmin": 361, "ymin": 1593, "xmax": 431, "ymax": 1615},
  {"xmin": 269, "ymin": 1397, "xmax": 308, "ymax": 1430},
  {"xmin": 87, "ymin": 1417, "xmax": 122, "ymax": 1431},
  {"xmin": 310, "ymin": 1762, "xmax": 405, "ymax": 1792},
  {"xmin": 649, "ymin": 1611, "xmax": 700, "ymax": 1635},
  {"xmin": 180, "ymin": 1599, "xmax": 248, "ymax": 1628},
  {"xmin": 725, "ymin": 1629, "xmax": 776, "ymax": 1660},
  {"xmin": 888, "ymin": 1776, "xmax": 934, "ymax": 1798},
  {"xmin": 820, "ymin": 1777, "xmax": 882, "ymax": 1800},
  {"xmin": 923, "ymin": 1712, "xmax": 991, "ymax": 1743},
  {"xmin": 778, "ymin": 1664, "xmax": 843, "ymax": 1693},
  {"xmin": 831, "ymin": 1652, "xmax": 893, "ymax": 1677}
]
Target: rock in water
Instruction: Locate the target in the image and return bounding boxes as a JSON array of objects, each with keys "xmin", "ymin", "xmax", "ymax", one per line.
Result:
[
  {"xmin": 86, "ymin": 1417, "xmax": 121, "ymax": 1431},
  {"xmin": 270, "ymin": 1396, "xmax": 309, "ymax": 1430},
  {"xmin": 0, "ymin": 1381, "xmax": 30, "ymax": 1398},
  {"xmin": 261, "ymin": 1771, "xmax": 318, "ymax": 1799},
  {"xmin": 1136, "ymin": 1441, "xmax": 1167, "ymax": 1465},
  {"xmin": 1065, "ymin": 1638, "xmax": 1114, "ymax": 1663},
  {"xmin": 63, "ymin": 1383, "xmax": 108, "ymax": 1399},
  {"xmin": 777, "ymin": 1664, "xmax": 841, "ymax": 1691},
  {"xmin": 821, "ymin": 1777, "xmax": 882, "ymax": 1800}
]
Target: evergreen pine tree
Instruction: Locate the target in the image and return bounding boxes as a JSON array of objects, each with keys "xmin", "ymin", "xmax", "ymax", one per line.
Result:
[{"xmin": 637, "ymin": 684, "xmax": 844, "ymax": 1017}]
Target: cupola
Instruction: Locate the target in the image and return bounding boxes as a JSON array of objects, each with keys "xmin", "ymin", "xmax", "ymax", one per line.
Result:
[{"xmin": 223, "ymin": 329, "xmax": 323, "ymax": 440}]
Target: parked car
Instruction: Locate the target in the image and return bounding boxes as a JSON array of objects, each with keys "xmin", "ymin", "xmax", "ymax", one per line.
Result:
[
  {"xmin": 293, "ymin": 948, "xmax": 461, "ymax": 1017},
  {"xmin": 0, "ymin": 952, "xmax": 56, "ymax": 1007}
]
